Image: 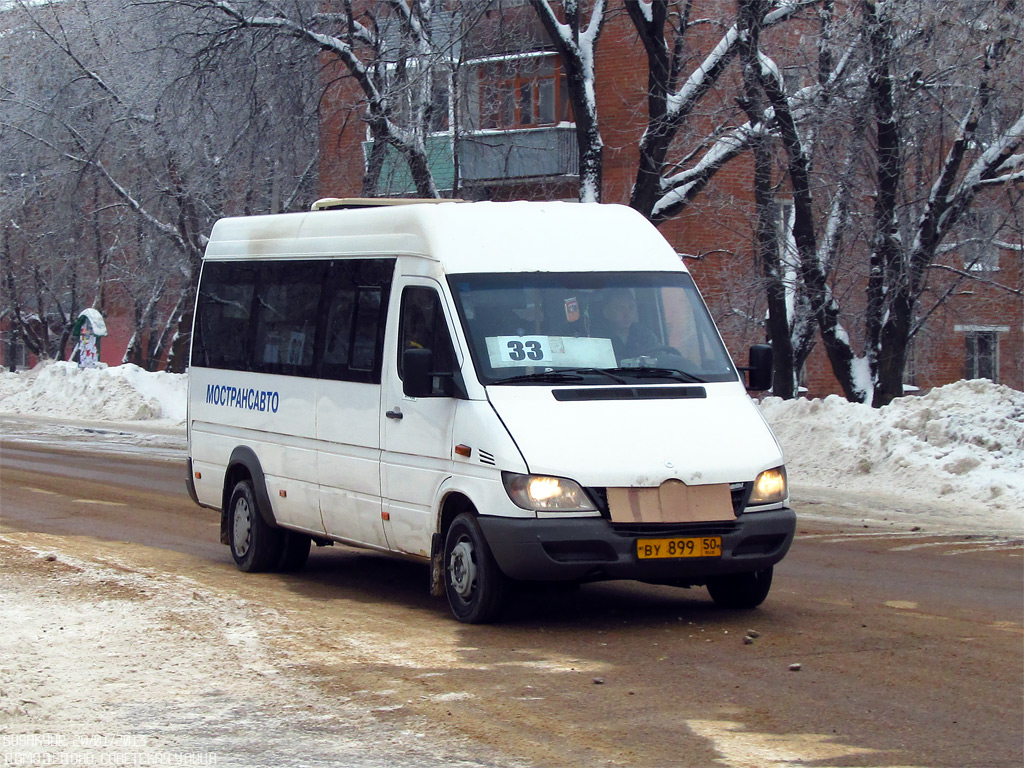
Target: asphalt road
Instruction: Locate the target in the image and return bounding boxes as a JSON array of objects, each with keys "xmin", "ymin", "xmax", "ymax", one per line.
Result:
[{"xmin": 1, "ymin": 440, "xmax": 1021, "ymax": 768}]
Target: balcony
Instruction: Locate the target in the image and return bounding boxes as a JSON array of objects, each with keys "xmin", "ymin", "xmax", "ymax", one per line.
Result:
[
  {"xmin": 363, "ymin": 124, "xmax": 577, "ymax": 196},
  {"xmin": 458, "ymin": 124, "xmax": 578, "ymax": 182}
]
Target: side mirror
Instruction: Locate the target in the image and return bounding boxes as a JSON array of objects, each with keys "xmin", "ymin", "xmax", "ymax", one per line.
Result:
[
  {"xmin": 745, "ymin": 344, "xmax": 773, "ymax": 391},
  {"xmin": 402, "ymin": 348, "xmax": 434, "ymax": 398}
]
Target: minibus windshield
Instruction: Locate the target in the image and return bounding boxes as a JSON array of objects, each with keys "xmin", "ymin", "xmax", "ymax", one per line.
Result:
[{"xmin": 449, "ymin": 272, "xmax": 739, "ymax": 385}]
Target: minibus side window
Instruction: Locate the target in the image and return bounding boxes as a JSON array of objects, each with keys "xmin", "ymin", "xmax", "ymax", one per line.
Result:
[
  {"xmin": 251, "ymin": 262, "xmax": 324, "ymax": 377},
  {"xmin": 398, "ymin": 287, "xmax": 457, "ymax": 395},
  {"xmin": 321, "ymin": 287, "xmax": 356, "ymax": 370},
  {"xmin": 193, "ymin": 261, "xmax": 258, "ymax": 370},
  {"xmin": 319, "ymin": 258, "xmax": 394, "ymax": 384}
]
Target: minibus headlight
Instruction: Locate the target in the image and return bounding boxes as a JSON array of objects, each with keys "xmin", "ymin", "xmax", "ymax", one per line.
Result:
[
  {"xmin": 502, "ymin": 472, "xmax": 597, "ymax": 512},
  {"xmin": 748, "ymin": 466, "xmax": 788, "ymax": 506}
]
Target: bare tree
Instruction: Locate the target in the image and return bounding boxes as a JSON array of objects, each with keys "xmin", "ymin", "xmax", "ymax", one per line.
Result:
[
  {"xmin": 177, "ymin": 0, "xmax": 472, "ymax": 198},
  {"xmin": 752, "ymin": 0, "xmax": 1024, "ymax": 405},
  {"xmin": 623, "ymin": 0, "xmax": 820, "ymax": 222},
  {"xmin": 1, "ymin": 0, "xmax": 318, "ymax": 370}
]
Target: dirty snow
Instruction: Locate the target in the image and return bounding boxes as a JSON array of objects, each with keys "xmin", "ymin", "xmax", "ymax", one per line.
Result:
[
  {"xmin": 1, "ymin": 361, "xmax": 1022, "ymax": 536},
  {"xmin": 0, "ymin": 535, "xmax": 513, "ymax": 768},
  {"xmin": 0, "ymin": 363, "xmax": 1020, "ymax": 765}
]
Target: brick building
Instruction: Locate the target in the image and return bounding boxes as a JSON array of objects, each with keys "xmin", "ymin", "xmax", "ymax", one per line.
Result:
[
  {"xmin": 318, "ymin": 2, "xmax": 1021, "ymax": 397},
  {"xmin": 8, "ymin": 2, "xmax": 1017, "ymax": 395}
]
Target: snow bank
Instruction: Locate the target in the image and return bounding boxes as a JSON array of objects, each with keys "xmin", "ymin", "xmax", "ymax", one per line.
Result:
[
  {"xmin": 760, "ymin": 379, "xmax": 1024, "ymax": 522},
  {"xmin": 0, "ymin": 362, "xmax": 186, "ymax": 423}
]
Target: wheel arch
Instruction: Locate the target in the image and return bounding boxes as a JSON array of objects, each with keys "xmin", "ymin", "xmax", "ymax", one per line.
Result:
[
  {"xmin": 220, "ymin": 446, "xmax": 278, "ymax": 545},
  {"xmin": 429, "ymin": 489, "xmax": 478, "ymax": 597}
]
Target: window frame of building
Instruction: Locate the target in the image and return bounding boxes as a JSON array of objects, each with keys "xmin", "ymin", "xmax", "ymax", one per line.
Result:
[
  {"xmin": 473, "ymin": 52, "xmax": 570, "ymax": 131},
  {"xmin": 959, "ymin": 209, "xmax": 1001, "ymax": 273},
  {"xmin": 957, "ymin": 325, "xmax": 1007, "ymax": 382}
]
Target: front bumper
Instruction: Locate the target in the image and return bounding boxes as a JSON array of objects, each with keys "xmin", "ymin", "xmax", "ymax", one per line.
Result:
[{"xmin": 477, "ymin": 508, "xmax": 796, "ymax": 584}]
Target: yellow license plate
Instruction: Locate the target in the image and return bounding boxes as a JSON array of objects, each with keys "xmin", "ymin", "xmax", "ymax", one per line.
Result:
[{"xmin": 637, "ymin": 536, "xmax": 722, "ymax": 559}]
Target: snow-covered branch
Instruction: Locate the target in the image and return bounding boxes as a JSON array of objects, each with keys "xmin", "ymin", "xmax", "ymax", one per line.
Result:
[
  {"xmin": 927, "ymin": 263, "xmax": 1023, "ymax": 297},
  {"xmin": 666, "ymin": 0, "xmax": 820, "ymax": 121},
  {"xmin": 651, "ymin": 124, "xmax": 763, "ymax": 220}
]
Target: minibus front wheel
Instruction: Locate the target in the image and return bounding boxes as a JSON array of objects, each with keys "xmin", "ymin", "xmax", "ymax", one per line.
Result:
[
  {"xmin": 228, "ymin": 479, "xmax": 283, "ymax": 573},
  {"xmin": 705, "ymin": 566, "xmax": 773, "ymax": 609},
  {"xmin": 444, "ymin": 513, "xmax": 507, "ymax": 624}
]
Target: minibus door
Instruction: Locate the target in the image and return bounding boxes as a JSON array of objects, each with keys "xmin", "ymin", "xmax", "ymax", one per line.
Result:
[
  {"xmin": 381, "ymin": 281, "xmax": 460, "ymax": 557},
  {"xmin": 316, "ymin": 260, "xmax": 391, "ymax": 549}
]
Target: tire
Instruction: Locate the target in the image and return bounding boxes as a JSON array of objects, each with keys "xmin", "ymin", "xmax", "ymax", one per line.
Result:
[
  {"xmin": 444, "ymin": 513, "xmax": 507, "ymax": 624},
  {"xmin": 706, "ymin": 566, "xmax": 774, "ymax": 609},
  {"xmin": 278, "ymin": 532, "xmax": 312, "ymax": 572},
  {"xmin": 228, "ymin": 479, "xmax": 283, "ymax": 573}
]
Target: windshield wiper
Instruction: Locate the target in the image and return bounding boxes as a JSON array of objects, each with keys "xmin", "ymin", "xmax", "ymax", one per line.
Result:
[
  {"xmin": 607, "ymin": 367, "xmax": 707, "ymax": 384},
  {"xmin": 550, "ymin": 367, "xmax": 630, "ymax": 384},
  {"xmin": 494, "ymin": 368, "xmax": 630, "ymax": 385},
  {"xmin": 495, "ymin": 371, "xmax": 587, "ymax": 385}
]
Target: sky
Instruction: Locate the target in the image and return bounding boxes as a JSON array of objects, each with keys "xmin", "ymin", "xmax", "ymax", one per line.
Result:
[{"xmin": 1, "ymin": 361, "xmax": 1021, "ymax": 537}]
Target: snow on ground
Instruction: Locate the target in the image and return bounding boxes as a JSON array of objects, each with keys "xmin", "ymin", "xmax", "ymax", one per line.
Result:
[
  {"xmin": 0, "ymin": 534, "xmax": 509, "ymax": 768},
  {"xmin": 0, "ymin": 361, "xmax": 185, "ymax": 423},
  {"xmin": 0, "ymin": 363, "xmax": 1020, "ymax": 762},
  {"xmin": 760, "ymin": 379, "xmax": 1024, "ymax": 535},
  {"xmin": 1, "ymin": 361, "xmax": 1022, "ymax": 536}
]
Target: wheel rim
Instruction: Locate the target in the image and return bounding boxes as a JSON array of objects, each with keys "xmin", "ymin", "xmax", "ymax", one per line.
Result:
[
  {"xmin": 448, "ymin": 538, "xmax": 477, "ymax": 601},
  {"xmin": 233, "ymin": 496, "xmax": 252, "ymax": 557}
]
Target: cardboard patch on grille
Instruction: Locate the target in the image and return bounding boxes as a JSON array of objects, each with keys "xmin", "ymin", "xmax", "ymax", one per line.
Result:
[{"xmin": 608, "ymin": 480, "xmax": 735, "ymax": 524}]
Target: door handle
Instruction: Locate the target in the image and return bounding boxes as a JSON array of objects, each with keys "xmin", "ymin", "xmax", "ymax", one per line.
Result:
[{"xmin": 386, "ymin": 408, "xmax": 403, "ymax": 420}]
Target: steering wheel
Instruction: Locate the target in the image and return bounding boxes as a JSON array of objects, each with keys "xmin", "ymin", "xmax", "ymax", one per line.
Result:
[{"xmin": 639, "ymin": 345, "xmax": 683, "ymax": 358}]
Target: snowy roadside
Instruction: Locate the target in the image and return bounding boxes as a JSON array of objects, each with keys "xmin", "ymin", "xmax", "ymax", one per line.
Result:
[
  {"xmin": 0, "ymin": 363, "xmax": 1021, "ymax": 766},
  {"xmin": 760, "ymin": 379, "xmax": 1024, "ymax": 537},
  {"xmin": 0, "ymin": 533, "xmax": 514, "ymax": 768},
  {"xmin": 2, "ymin": 362, "xmax": 1022, "ymax": 538}
]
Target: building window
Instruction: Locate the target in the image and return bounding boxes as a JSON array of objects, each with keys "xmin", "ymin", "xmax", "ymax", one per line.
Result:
[
  {"xmin": 964, "ymin": 330, "xmax": 999, "ymax": 381},
  {"xmin": 476, "ymin": 53, "xmax": 569, "ymax": 129},
  {"xmin": 960, "ymin": 209, "xmax": 1000, "ymax": 272}
]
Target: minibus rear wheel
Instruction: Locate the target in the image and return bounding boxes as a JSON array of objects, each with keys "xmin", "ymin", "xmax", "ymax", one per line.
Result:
[
  {"xmin": 706, "ymin": 566, "xmax": 773, "ymax": 609},
  {"xmin": 278, "ymin": 532, "xmax": 312, "ymax": 572},
  {"xmin": 444, "ymin": 513, "xmax": 507, "ymax": 624},
  {"xmin": 228, "ymin": 479, "xmax": 283, "ymax": 572}
]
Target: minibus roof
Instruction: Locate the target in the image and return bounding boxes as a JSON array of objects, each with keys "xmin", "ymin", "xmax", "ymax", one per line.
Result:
[{"xmin": 203, "ymin": 200, "xmax": 688, "ymax": 274}]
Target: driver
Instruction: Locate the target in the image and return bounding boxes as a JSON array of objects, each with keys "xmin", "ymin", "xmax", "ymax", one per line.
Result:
[{"xmin": 596, "ymin": 288, "xmax": 658, "ymax": 361}]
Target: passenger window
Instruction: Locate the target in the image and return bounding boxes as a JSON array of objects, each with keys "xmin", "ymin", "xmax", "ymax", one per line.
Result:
[
  {"xmin": 321, "ymin": 288, "xmax": 356, "ymax": 369},
  {"xmin": 251, "ymin": 262, "xmax": 324, "ymax": 377},
  {"xmin": 351, "ymin": 288, "xmax": 383, "ymax": 371},
  {"xmin": 193, "ymin": 257, "xmax": 394, "ymax": 381},
  {"xmin": 398, "ymin": 287, "xmax": 457, "ymax": 395},
  {"xmin": 319, "ymin": 259, "xmax": 395, "ymax": 384},
  {"xmin": 193, "ymin": 261, "xmax": 258, "ymax": 370}
]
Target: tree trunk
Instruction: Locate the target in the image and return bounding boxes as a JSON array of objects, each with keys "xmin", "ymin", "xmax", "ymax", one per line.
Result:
[{"xmin": 737, "ymin": 0, "xmax": 797, "ymax": 397}]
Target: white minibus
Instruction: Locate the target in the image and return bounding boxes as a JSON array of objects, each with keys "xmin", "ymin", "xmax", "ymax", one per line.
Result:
[{"xmin": 186, "ymin": 199, "xmax": 795, "ymax": 623}]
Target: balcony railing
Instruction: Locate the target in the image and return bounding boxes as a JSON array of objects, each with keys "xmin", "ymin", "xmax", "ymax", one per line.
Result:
[
  {"xmin": 458, "ymin": 124, "xmax": 578, "ymax": 182},
  {"xmin": 363, "ymin": 124, "xmax": 578, "ymax": 196}
]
